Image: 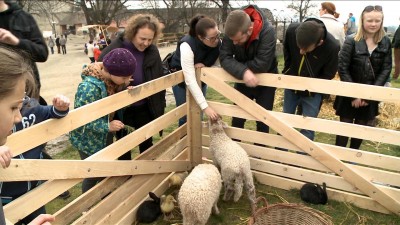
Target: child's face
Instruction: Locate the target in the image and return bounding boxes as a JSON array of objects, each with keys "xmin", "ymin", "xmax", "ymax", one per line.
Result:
[
  {"xmin": 0, "ymin": 78, "xmax": 25, "ymax": 145},
  {"xmin": 110, "ymin": 75, "xmax": 131, "ymax": 86}
]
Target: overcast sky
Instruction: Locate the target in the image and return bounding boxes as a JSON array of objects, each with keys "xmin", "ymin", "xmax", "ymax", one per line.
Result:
[
  {"xmin": 251, "ymin": 1, "xmax": 400, "ymax": 27},
  {"xmin": 132, "ymin": 1, "xmax": 400, "ymax": 27}
]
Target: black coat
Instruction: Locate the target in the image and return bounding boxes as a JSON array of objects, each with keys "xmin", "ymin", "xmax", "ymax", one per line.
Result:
[
  {"xmin": 219, "ymin": 4, "xmax": 278, "ymax": 79},
  {"xmin": 1, "ymin": 1, "xmax": 48, "ymax": 90},
  {"xmin": 282, "ymin": 18, "xmax": 340, "ymax": 80},
  {"xmin": 338, "ymin": 35, "xmax": 392, "ymax": 86},
  {"xmin": 334, "ymin": 35, "xmax": 392, "ymax": 120},
  {"xmin": 98, "ymin": 35, "xmax": 166, "ymax": 120}
]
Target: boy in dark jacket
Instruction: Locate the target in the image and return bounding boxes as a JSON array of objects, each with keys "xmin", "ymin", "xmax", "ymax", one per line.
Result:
[
  {"xmin": 282, "ymin": 18, "xmax": 340, "ymax": 140},
  {"xmin": 0, "ymin": 94, "xmax": 69, "ymax": 224},
  {"xmin": 220, "ymin": 4, "xmax": 278, "ymax": 134}
]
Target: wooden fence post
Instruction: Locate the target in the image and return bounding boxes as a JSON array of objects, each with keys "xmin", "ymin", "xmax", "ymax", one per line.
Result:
[{"xmin": 187, "ymin": 68, "xmax": 202, "ymax": 167}]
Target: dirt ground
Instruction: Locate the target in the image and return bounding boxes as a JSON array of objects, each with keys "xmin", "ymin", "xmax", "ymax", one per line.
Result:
[
  {"xmin": 38, "ymin": 34, "xmax": 176, "ymax": 107},
  {"xmin": 38, "ymin": 35, "xmax": 177, "ymax": 155}
]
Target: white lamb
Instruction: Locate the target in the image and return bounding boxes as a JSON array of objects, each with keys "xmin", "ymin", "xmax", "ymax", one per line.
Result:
[
  {"xmin": 208, "ymin": 119, "xmax": 256, "ymax": 212},
  {"xmin": 178, "ymin": 163, "xmax": 222, "ymax": 225}
]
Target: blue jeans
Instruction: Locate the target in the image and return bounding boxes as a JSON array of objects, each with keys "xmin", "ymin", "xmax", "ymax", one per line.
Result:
[
  {"xmin": 172, "ymin": 84, "xmax": 207, "ymax": 126},
  {"xmin": 283, "ymin": 89, "xmax": 322, "ymax": 140}
]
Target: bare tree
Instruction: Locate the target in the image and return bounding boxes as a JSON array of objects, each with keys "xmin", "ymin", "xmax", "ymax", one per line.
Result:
[
  {"xmin": 287, "ymin": 0, "xmax": 317, "ymax": 22},
  {"xmin": 64, "ymin": 0, "xmax": 128, "ymax": 25},
  {"xmin": 31, "ymin": 1, "xmax": 67, "ymax": 36}
]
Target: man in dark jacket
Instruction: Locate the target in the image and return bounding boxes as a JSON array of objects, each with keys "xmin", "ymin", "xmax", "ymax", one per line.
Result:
[
  {"xmin": 0, "ymin": 0, "xmax": 49, "ymax": 105},
  {"xmin": 220, "ymin": 4, "xmax": 278, "ymax": 134},
  {"xmin": 282, "ymin": 18, "xmax": 340, "ymax": 140},
  {"xmin": 392, "ymin": 21, "xmax": 400, "ymax": 79}
]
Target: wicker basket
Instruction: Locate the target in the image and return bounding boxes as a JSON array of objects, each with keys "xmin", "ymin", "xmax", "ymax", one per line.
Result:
[{"xmin": 248, "ymin": 197, "xmax": 334, "ymax": 225}]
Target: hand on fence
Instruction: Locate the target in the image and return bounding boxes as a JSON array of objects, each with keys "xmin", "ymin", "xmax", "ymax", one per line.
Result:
[
  {"xmin": 0, "ymin": 145, "xmax": 12, "ymax": 169},
  {"xmin": 109, "ymin": 120, "xmax": 125, "ymax": 132},
  {"xmin": 194, "ymin": 63, "xmax": 205, "ymax": 69},
  {"xmin": 243, "ymin": 69, "xmax": 259, "ymax": 87},
  {"xmin": 52, "ymin": 94, "xmax": 70, "ymax": 112},
  {"xmin": 27, "ymin": 214, "xmax": 55, "ymax": 225}
]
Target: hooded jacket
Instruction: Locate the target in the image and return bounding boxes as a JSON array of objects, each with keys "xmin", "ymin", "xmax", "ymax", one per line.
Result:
[
  {"xmin": 220, "ymin": 4, "xmax": 278, "ymax": 79},
  {"xmin": 70, "ymin": 72, "xmax": 109, "ymax": 156},
  {"xmin": 283, "ymin": 18, "xmax": 340, "ymax": 80},
  {"xmin": 0, "ymin": 1, "xmax": 48, "ymax": 89}
]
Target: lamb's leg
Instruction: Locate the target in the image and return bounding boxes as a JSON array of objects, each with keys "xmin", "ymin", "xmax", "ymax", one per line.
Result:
[
  {"xmin": 244, "ymin": 170, "xmax": 256, "ymax": 213},
  {"xmin": 212, "ymin": 198, "xmax": 220, "ymax": 215},
  {"xmin": 233, "ymin": 176, "xmax": 244, "ymax": 202},
  {"xmin": 223, "ymin": 182, "xmax": 234, "ymax": 201}
]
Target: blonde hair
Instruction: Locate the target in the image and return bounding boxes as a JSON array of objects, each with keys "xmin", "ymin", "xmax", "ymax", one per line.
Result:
[
  {"xmin": 0, "ymin": 46, "xmax": 35, "ymax": 99},
  {"xmin": 124, "ymin": 14, "xmax": 162, "ymax": 45},
  {"xmin": 354, "ymin": 10, "xmax": 385, "ymax": 43}
]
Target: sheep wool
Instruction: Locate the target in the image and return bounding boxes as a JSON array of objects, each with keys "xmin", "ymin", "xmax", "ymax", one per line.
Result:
[
  {"xmin": 208, "ymin": 119, "xmax": 256, "ymax": 212},
  {"xmin": 178, "ymin": 164, "xmax": 222, "ymax": 225}
]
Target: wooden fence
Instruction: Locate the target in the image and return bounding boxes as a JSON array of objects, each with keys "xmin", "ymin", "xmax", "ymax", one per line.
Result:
[{"xmin": 2, "ymin": 68, "xmax": 400, "ymax": 224}]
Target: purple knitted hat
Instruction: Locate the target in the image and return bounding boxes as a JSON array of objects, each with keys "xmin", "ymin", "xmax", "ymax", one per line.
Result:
[{"xmin": 103, "ymin": 48, "xmax": 136, "ymax": 77}]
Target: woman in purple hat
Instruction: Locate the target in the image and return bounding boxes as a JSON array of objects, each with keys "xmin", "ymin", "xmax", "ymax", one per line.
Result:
[
  {"xmin": 70, "ymin": 48, "xmax": 137, "ymax": 193},
  {"xmin": 98, "ymin": 14, "xmax": 165, "ymax": 158}
]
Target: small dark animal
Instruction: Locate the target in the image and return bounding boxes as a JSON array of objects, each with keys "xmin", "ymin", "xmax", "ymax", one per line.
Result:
[
  {"xmin": 136, "ymin": 192, "xmax": 162, "ymax": 223},
  {"xmin": 300, "ymin": 182, "xmax": 328, "ymax": 205}
]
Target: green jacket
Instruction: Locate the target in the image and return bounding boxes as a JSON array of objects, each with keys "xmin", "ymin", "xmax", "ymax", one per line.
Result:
[{"xmin": 70, "ymin": 74, "xmax": 109, "ymax": 156}]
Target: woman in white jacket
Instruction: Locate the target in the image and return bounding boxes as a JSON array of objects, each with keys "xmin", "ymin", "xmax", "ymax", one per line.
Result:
[
  {"xmin": 319, "ymin": 2, "xmax": 345, "ymax": 48},
  {"xmin": 170, "ymin": 15, "xmax": 221, "ymax": 126}
]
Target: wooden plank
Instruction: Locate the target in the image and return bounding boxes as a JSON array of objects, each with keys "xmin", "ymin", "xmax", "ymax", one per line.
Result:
[
  {"xmin": 202, "ymin": 67, "xmax": 400, "ymax": 104},
  {"xmin": 71, "ymin": 175, "xmax": 156, "ymax": 225},
  {"xmin": 253, "ymin": 171, "xmax": 391, "ymax": 214},
  {"xmin": 187, "ymin": 68, "xmax": 203, "ymax": 166},
  {"xmin": 137, "ymin": 124, "xmax": 187, "ymax": 160},
  {"xmin": 201, "ymin": 70, "xmax": 400, "ymax": 215},
  {"xmin": 1, "ymin": 160, "xmax": 191, "ymax": 181},
  {"xmin": 6, "ymin": 71, "xmax": 185, "ymax": 155},
  {"xmin": 208, "ymin": 101, "xmax": 400, "ymax": 146},
  {"xmin": 54, "ymin": 124, "xmax": 187, "ymax": 225},
  {"xmin": 98, "ymin": 150, "xmax": 188, "ymax": 225},
  {"xmin": 53, "ymin": 176, "xmax": 130, "ymax": 225},
  {"xmin": 4, "ymin": 105, "xmax": 186, "ymax": 224},
  {"xmin": 202, "ymin": 125, "xmax": 400, "ymax": 173},
  {"xmin": 202, "ymin": 137, "xmax": 400, "ymax": 187},
  {"xmin": 203, "ymin": 147, "xmax": 400, "ymax": 199}
]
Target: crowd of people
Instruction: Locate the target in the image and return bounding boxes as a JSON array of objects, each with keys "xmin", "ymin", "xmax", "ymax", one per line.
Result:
[{"xmin": 0, "ymin": 0, "xmax": 399, "ymax": 223}]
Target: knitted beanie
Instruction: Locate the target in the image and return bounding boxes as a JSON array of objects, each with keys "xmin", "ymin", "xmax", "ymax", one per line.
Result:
[{"xmin": 103, "ymin": 48, "xmax": 137, "ymax": 77}]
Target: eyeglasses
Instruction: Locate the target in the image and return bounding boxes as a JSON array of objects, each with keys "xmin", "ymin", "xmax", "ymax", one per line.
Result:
[
  {"xmin": 363, "ymin": 5, "xmax": 382, "ymax": 12},
  {"xmin": 204, "ymin": 30, "xmax": 221, "ymax": 42}
]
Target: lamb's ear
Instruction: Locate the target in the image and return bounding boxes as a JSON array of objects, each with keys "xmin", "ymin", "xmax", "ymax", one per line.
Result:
[{"xmin": 221, "ymin": 120, "xmax": 228, "ymax": 128}]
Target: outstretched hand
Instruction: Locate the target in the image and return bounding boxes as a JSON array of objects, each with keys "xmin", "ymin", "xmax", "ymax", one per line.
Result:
[
  {"xmin": 27, "ymin": 214, "xmax": 55, "ymax": 225},
  {"xmin": 204, "ymin": 107, "xmax": 219, "ymax": 121}
]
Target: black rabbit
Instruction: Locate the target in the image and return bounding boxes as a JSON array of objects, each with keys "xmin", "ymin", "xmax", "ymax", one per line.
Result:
[
  {"xmin": 136, "ymin": 192, "xmax": 162, "ymax": 223},
  {"xmin": 300, "ymin": 182, "xmax": 328, "ymax": 205}
]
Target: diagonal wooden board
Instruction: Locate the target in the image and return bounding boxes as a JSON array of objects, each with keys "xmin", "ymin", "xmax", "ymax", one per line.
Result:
[
  {"xmin": 0, "ymin": 160, "xmax": 190, "ymax": 181},
  {"xmin": 201, "ymin": 69, "xmax": 400, "ymax": 216}
]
